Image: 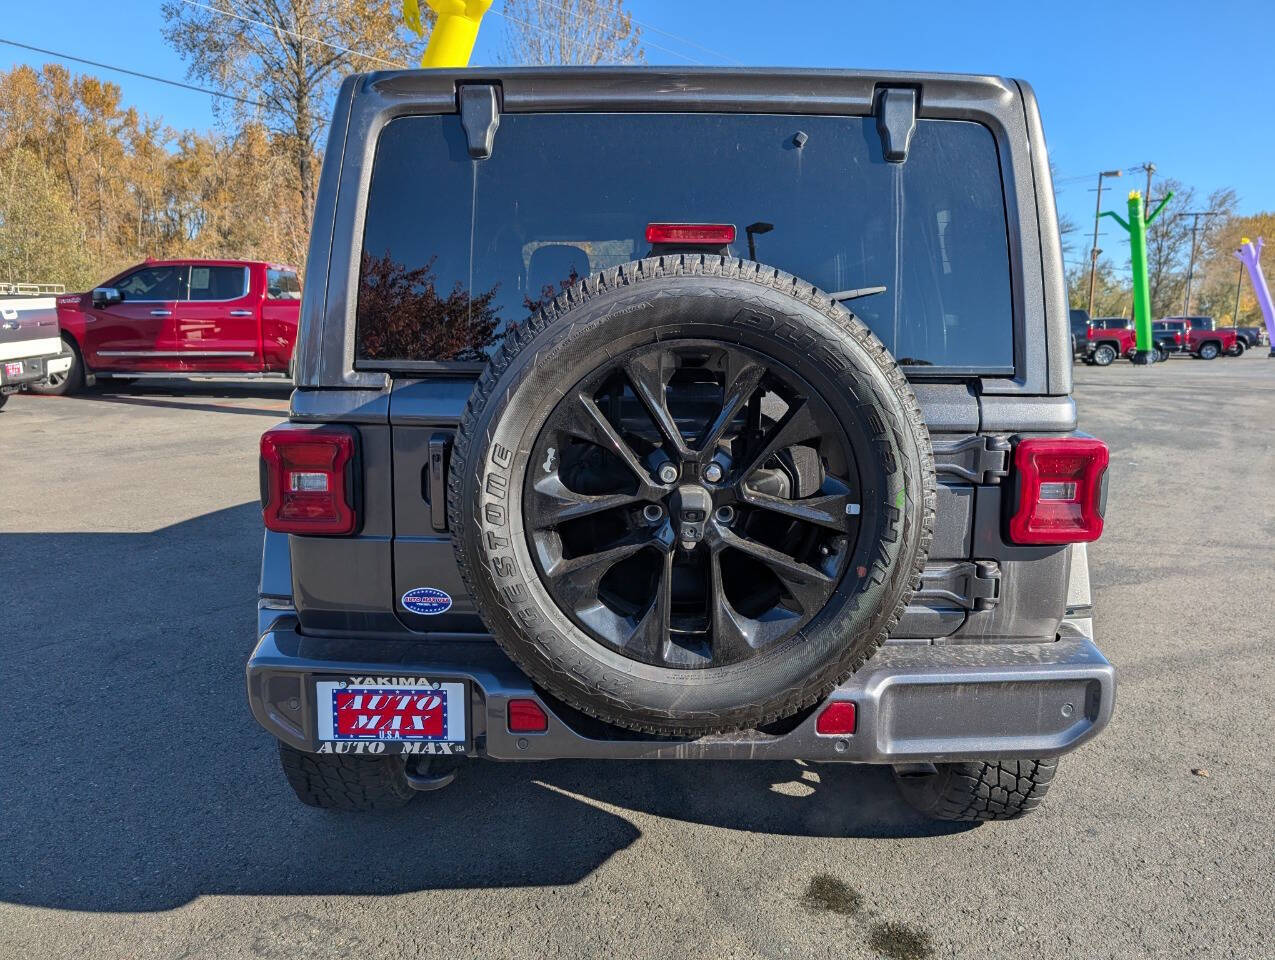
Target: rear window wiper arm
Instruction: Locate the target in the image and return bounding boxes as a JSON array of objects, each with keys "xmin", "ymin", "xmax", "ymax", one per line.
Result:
[{"xmin": 828, "ymin": 285, "xmax": 887, "ymax": 302}]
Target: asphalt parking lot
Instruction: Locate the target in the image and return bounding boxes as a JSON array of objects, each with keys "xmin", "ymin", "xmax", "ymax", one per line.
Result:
[{"xmin": 2, "ymin": 357, "xmax": 1273, "ymax": 960}]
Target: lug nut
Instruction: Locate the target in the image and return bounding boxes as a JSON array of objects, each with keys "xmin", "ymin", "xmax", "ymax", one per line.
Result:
[
  {"xmin": 703, "ymin": 462, "xmax": 724, "ymax": 483},
  {"xmin": 643, "ymin": 504, "xmax": 664, "ymax": 523},
  {"xmin": 714, "ymin": 505, "xmax": 735, "ymax": 525},
  {"xmin": 657, "ymin": 463, "xmax": 679, "ymax": 484}
]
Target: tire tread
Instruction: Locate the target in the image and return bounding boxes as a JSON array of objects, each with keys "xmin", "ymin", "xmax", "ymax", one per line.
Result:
[{"xmin": 449, "ymin": 255, "xmax": 936, "ymax": 735}]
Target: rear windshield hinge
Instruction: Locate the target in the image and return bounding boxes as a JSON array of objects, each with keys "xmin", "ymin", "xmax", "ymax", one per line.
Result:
[
  {"xmin": 917, "ymin": 560, "xmax": 1001, "ymax": 611},
  {"xmin": 874, "ymin": 86, "xmax": 918, "ymax": 163},
  {"xmin": 932, "ymin": 435, "xmax": 1010, "ymax": 484},
  {"xmin": 457, "ymin": 83, "xmax": 501, "ymax": 159}
]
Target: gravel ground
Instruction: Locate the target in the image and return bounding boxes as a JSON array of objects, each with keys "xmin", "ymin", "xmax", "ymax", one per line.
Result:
[{"xmin": 1, "ymin": 357, "xmax": 1272, "ymax": 960}]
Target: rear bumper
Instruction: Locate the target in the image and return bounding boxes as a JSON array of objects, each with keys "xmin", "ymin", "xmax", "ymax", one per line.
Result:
[
  {"xmin": 247, "ymin": 612, "xmax": 1115, "ymax": 764},
  {"xmin": 0, "ymin": 350, "xmax": 61, "ymax": 389}
]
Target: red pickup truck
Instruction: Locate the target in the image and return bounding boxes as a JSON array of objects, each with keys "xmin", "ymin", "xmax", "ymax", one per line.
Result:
[
  {"xmin": 1167, "ymin": 316, "xmax": 1243, "ymax": 360},
  {"xmin": 1080, "ymin": 318, "xmax": 1138, "ymax": 366},
  {"xmin": 35, "ymin": 259, "xmax": 300, "ymax": 394}
]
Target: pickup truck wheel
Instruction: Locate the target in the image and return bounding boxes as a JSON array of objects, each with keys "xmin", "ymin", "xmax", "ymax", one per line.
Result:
[
  {"xmin": 0, "ymin": 393, "xmax": 8, "ymax": 409},
  {"xmin": 1198, "ymin": 342, "xmax": 1220, "ymax": 360},
  {"xmin": 277, "ymin": 741, "xmax": 416, "ymax": 810},
  {"xmin": 450, "ymin": 256, "xmax": 936, "ymax": 736},
  {"xmin": 1091, "ymin": 344, "xmax": 1116, "ymax": 366},
  {"xmin": 1229, "ymin": 341, "xmax": 1245, "ymax": 357},
  {"xmin": 28, "ymin": 336, "xmax": 84, "ymax": 396},
  {"xmin": 894, "ymin": 758, "xmax": 1058, "ymax": 821}
]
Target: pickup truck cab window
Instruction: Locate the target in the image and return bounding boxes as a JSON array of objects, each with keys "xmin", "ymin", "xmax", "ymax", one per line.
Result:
[
  {"xmin": 187, "ymin": 266, "xmax": 249, "ymax": 302},
  {"xmin": 266, "ymin": 269, "xmax": 301, "ymax": 300},
  {"xmin": 116, "ymin": 265, "xmax": 187, "ymax": 302}
]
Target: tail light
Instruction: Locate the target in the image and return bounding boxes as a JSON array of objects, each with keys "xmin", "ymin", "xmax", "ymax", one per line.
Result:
[
  {"xmin": 260, "ymin": 425, "xmax": 356, "ymax": 535},
  {"xmin": 1008, "ymin": 437, "xmax": 1108, "ymax": 545},
  {"xmin": 645, "ymin": 222, "xmax": 736, "ymax": 246}
]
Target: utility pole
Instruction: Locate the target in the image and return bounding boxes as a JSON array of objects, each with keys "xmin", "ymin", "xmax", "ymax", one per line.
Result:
[
  {"xmin": 1087, "ymin": 169, "xmax": 1123, "ymax": 316},
  {"xmin": 1180, "ymin": 210, "xmax": 1221, "ymax": 318},
  {"xmin": 1138, "ymin": 161, "xmax": 1156, "ymax": 210}
]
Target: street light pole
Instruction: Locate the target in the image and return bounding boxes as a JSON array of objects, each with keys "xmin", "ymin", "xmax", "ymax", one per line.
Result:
[
  {"xmin": 1180, "ymin": 211, "xmax": 1220, "ymax": 318},
  {"xmin": 1087, "ymin": 169, "xmax": 1122, "ymax": 316}
]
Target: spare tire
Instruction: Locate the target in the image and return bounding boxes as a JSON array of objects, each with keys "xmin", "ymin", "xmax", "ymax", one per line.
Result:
[{"xmin": 450, "ymin": 256, "xmax": 935, "ymax": 735}]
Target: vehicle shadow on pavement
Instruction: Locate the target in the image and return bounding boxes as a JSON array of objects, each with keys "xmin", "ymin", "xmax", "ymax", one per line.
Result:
[{"xmin": 1, "ymin": 502, "xmax": 966, "ymax": 914}]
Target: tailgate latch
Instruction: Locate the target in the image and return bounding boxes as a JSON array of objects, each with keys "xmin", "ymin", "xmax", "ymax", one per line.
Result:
[{"xmin": 428, "ymin": 432, "xmax": 453, "ymax": 531}]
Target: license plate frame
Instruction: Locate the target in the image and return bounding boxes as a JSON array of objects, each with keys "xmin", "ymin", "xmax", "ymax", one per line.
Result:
[{"xmin": 314, "ymin": 677, "xmax": 469, "ymax": 755}]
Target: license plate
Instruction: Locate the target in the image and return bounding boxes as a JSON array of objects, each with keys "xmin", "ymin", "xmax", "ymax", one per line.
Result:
[
  {"xmin": 315, "ymin": 679, "xmax": 466, "ymax": 753},
  {"xmin": 3, "ymin": 362, "xmax": 21, "ymax": 378}
]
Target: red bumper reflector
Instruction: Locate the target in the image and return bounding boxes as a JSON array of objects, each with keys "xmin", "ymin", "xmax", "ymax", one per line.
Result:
[
  {"xmin": 815, "ymin": 701, "xmax": 857, "ymax": 735},
  {"xmin": 645, "ymin": 222, "xmax": 736, "ymax": 246},
  {"xmin": 507, "ymin": 699, "xmax": 549, "ymax": 733},
  {"xmin": 260, "ymin": 426, "xmax": 356, "ymax": 535},
  {"xmin": 1009, "ymin": 436, "xmax": 1109, "ymax": 545}
]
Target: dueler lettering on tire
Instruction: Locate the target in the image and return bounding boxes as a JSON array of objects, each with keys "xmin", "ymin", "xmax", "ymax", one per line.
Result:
[{"xmin": 449, "ymin": 256, "xmax": 936, "ymax": 735}]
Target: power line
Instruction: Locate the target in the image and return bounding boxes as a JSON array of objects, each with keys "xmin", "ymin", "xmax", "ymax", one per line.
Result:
[
  {"xmin": 0, "ymin": 37, "xmax": 268, "ymax": 110},
  {"xmin": 180, "ymin": 0, "xmax": 408, "ymax": 69},
  {"xmin": 493, "ymin": 4, "xmax": 703, "ymax": 64},
  {"xmin": 527, "ymin": 0, "xmax": 741, "ymax": 65},
  {"xmin": 0, "ymin": 37, "xmax": 330, "ymax": 125}
]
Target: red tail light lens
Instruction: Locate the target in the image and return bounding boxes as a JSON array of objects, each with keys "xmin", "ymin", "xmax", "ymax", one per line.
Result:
[
  {"xmin": 645, "ymin": 222, "xmax": 736, "ymax": 246},
  {"xmin": 1008, "ymin": 437, "xmax": 1108, "ymax": 545},
  {"xmin": 260, "ymin": 426, "xmax": 356, "ymax": 535},
  {"xmin": 815, "ymin": 701, "xmax": 857, "ymax": 735},
  {"xmin": 507, "ymin": 699, "xmax": 549, "ymax": 733}
]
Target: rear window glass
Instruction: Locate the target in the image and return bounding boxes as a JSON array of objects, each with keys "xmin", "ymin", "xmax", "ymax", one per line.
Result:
[
  {"xmin": 267, "ymin": 268, "xmax": 301, "ymax": 299},
  {"xmin": 357, "ymin": 113, "xmax": 1014, "ymax": 370},
  {"xmin": 187, "ymin": 266, "xmax": 247, "ymax": 301}
]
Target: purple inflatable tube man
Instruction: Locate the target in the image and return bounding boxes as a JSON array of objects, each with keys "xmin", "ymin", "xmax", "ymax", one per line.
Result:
[{"xmin": 1235, "ymin": 237, "xmax": 1275, "ymax": 357}]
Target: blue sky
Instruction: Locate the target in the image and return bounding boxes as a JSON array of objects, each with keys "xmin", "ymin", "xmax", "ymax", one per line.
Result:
[{"xmin": 4, "ymin": 0, "xmax": 1272, "ymax": 271}]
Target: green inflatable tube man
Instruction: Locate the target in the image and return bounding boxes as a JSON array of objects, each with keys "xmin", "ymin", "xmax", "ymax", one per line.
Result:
[{"xmin": 1101, "ymin": 190, "xmax": 1172, "ymax": 364}]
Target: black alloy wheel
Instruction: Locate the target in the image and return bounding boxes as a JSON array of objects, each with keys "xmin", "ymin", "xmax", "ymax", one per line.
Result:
[{"xmin": 525, "ymin": 341, "xmax": 858, "ymax": 670}]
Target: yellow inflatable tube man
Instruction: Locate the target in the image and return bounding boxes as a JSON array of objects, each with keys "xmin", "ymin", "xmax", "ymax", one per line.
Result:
[{"xmin": 403, "ymin": 0, "xmax": 493, "ymax": 68}]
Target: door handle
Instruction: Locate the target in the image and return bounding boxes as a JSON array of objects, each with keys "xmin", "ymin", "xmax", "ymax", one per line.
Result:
[
  {"xmin": 150, "ymin": 309, "xmax": 172, "ymax": 317},
  {"xmin": 229, "ymin": 309, "xmax": 253, "ymax": 317}
]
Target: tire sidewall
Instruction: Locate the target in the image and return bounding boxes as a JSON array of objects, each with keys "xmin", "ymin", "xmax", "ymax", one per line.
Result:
[
  {"xmin": 453, "ymin": 264, "xmax": 932, "ymax": 730},
  {"xmin": 30, "ymin": 337, "xmax": 82, "ymax": 396}
]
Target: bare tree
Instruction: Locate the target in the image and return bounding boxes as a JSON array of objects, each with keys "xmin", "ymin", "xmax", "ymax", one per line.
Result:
[
  {"xmin": 162, "ymin": 0, "xmax": 423, "ymax": 229},
  {"xmin": 498, "ymin": 0, "xmax": 643, "ymax": 65}
]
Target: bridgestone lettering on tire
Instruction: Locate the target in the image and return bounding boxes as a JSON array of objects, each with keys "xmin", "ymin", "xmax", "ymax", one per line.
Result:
[{"xmin": 449, "ymin": 256, "xmax": 936, "ymax": 735}]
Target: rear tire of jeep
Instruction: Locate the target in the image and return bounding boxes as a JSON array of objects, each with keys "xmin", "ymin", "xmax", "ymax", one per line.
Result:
[
  {"xmin": 277, "ymin": 742, "xmax": 416, "ymax": 811},
  {"xmin": 28, "ymin": 336, "xmax": 84, "ymax": 396},
  {"xmin": 1091, "ymin": 344, "xmax": 1116, "ymax": 367},
  {"xmin": 894, "ymin": 758, "xmax": 1058, "ymax": 821},
  {"xmin": 450, "ymin": 256, "xmax": 935, "ymax": 736}
]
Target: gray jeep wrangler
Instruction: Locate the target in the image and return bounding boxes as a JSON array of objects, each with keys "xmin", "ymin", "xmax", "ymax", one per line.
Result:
[{"xmin": 247, "ymin": 67, "xmax": 1115, "ymax": 821}]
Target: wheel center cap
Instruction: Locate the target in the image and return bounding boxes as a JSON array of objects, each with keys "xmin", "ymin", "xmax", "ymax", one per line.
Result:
[{"xmin": 671, "ymin": 483, "xmax": 712, "ymax": 550}]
